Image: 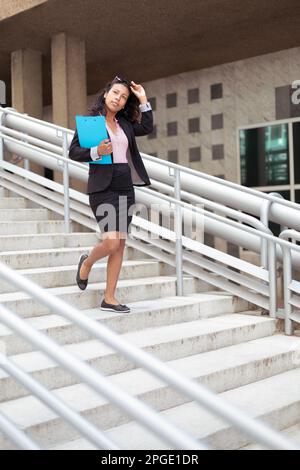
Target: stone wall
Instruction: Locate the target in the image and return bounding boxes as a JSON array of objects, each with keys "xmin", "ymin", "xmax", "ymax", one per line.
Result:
[{"xmin": 136, "ymin": 46, "xmax": 300, "ymax": 184}]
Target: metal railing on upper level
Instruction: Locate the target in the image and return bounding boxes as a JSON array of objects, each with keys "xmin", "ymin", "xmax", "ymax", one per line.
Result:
[
  {"xmin": 1, "ymin": 106, "xmax": 300, "ymax": 230},
  {"xmin": 0, "ymin": 157, "xmax": 286, "ymax": 320},
  {"xmin": 1, "ymin": 106, "xmax": 300, "ymax": 332}
]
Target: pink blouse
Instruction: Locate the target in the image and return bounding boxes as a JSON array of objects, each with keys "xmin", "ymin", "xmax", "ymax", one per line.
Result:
[{"xmin": 106, "ymin": 118, "xmax": 128, "ymax": 163}]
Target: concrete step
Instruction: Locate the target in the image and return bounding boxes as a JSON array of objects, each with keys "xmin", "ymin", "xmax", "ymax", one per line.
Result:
[
  {"xmin": 0, "ymin": 197, "xmax": 27, "ymax": 209},
  {"xmin": 1, "ymin": 334, "xmax": 300, "ymax": 449},
  {"xmin": 0, "ymin": 208, "xmax": 50, "ymax": 221},
  {"xmin": 0, "ymin": 293, "xmax": 251, "ymax": 355},
  {"xmin": 242, "ymin": 422, "xmax": 300, "ymax": 449},
  {"xmin": 0, "ymin": 244, "xmax": 155, "ymax": 270},
  {"xmin": 0, "ymin": 259, "xmax": 161, "ymax": 293},
  {"xmin": 49, "ymin": 367, "xmax": 300, "ymax": 451},
  {"xmin": 0, "ymin": 220, "xmax": 77, "ymax": 235},
  {"xmin": 0, "ymin": 275, "xmax": 211, "ymax": 318},
  {"xmin": 0, "ymin": 313, "xmax": 275, "ymax": 402},
  {"xmin": 0, "ymin": 246, "xmax": 95, "ymax": 269},
  {"xmin": 0, "ymin": 232, "xmax": 99, "ymax": 252}
]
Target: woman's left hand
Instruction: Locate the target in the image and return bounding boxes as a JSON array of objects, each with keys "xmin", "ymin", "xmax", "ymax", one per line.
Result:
[{"xmin": 130, "ymin": 81, "xmax": 147, "ymax": 103}]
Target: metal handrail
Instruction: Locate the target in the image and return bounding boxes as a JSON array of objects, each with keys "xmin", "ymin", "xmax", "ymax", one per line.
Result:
[
  {"xmin": 0, "ymin": 124, "xmax": 63, "ymax": 154},
  {"xmin": 1, "ymin": 105, "xmax": 300, "ymax": 264},
  {"xmin": 0, "ymin": 155, "xmax": 274, "ymax": 246},
  {"xmin": 0, "ymin": 410, "xmax": 40, "ymax": 450},
  {"xmin": 0, "ymin": 130, "xmax": 87, "ymax": 172},
  {"xmin": 0, "ymin": 154, "xmax": 279, "ymax": 255},
  {"xmin": 0, "ymin": 309, "xmax": 204, "ymax": 451},
  {"xmin": 1, "ymin": 114, "xmax": 300, "ymax": 321},
  {"xmin": 0, "ymin": 263, "xmax": 205, "ymax": 451},
  {"xmin": 1, "ymin": 154, "xmax": 298, "ymax": 317},
  {"xmin": 0, "ymin": 106, "xmax": 74, "ymax": 135},
  {"xmin": 138, "ymin": 185, "xmax": 273, "ymax": 255},
  {"xmin": 0, "ymin": 352, "xmax": 120, "ymax": 450},
  {"xmin": 1, "ymin": 105, "xmax": 299, "ymax": 212},
  {"xmin": 0, "ymin": 261, "xmax": 298, "ymax": 450},
  {"xmin": 140, "ymin": 151, "xmax": 300, "ymax": 211},
  {"xmin": 279, "ymin": 229, "xmax": 300, "ymax": 335},
  {"xmin": 0, "ymin": 156, "xmax": 278, "ymax": 264},
  {"xmin": 0, "ymin": 155, "xmax": 278, "ymax": 312},
  {"xmin": 145, "ymin": 178, "xmax": 274, "ymax": 267},
  {"xmin": 2, "ymin": 150, "xmax": 300, "ymax": 320}
]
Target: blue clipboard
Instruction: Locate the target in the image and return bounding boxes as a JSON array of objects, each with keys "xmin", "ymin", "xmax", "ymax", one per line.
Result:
[{"xmin": 75, "ymin": 115, "xmax": 112, "ymax": 164}]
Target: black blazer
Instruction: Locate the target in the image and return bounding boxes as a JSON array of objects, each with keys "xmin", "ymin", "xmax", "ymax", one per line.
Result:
[{"xmin": 68, "ymin": 110, "xmax": 153, "ymax": 194}]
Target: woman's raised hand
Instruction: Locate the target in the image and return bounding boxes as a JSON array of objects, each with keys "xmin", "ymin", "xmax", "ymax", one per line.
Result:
[{"xmin": 130, "ymin": 81, "xmax": 147, "ymax": 103}]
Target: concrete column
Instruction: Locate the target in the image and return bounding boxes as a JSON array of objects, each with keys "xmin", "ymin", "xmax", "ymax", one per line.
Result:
[
  {"xmin": 11, "ymin": 48, "xmax": 44, "ymax": 176},
  {"xmin": 51, "ymin": 32, "xmax": 87, "ymax": 191}
]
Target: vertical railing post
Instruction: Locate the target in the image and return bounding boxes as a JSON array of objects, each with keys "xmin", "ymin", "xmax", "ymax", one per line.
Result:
[
  {"xmin": 260, "ymin": 199, "xmax": 270, "ymax": 268},
  {"xmin": 174, "ymin": 167, "xmax": 183, "ymax": 296},
  {"xmin": 282, "ymin": 245, "xmax": 293, "ymax": 335},
  {"xmin": 62, "ymin": 130, "xmax": 70, "ymax": 233},
  {"xmin": 267, "ymin": 239, "xmax": 277, "ymax": 318},
  {"xmin": 260, "ymin": 193, "xmax": 287, "ymax": 268},
  {"xmin": 23, "ymin": 159, "xmax": 30, "ymax": 171},
  {"xmin": 261, "ymin": 194, "xmax": 287, "ymax": 314}
]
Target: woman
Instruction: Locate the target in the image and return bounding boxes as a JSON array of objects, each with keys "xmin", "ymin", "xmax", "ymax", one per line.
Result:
[{"xmin": 68, "ymin": 76, "xmax": 153, "ymax": 313}]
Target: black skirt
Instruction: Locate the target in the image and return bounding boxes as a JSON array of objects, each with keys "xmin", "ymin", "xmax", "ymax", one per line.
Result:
[{"xmin": 89, "ymin": 163, "xmax": 135, "ymax": 234}]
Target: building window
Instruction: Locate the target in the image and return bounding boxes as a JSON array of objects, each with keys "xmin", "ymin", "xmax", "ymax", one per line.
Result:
[
  {"xmin": 188, "ymin": 88, "xmax": 199, "ymax": 104},
  {"xmin": 166, "ymin": 93, "xmax": 177, "ymax": 108},
  {"xmin": 147, "ymin": 124, "xmax": 157, "ymax": 139},
  {"xmin": 227, "ymin": 241, "xmax": 239, "ymax": 257},
  {"xmin": 211, "ymin": 113, "xmax": 223, "ymax": 130},
  {"xmin": 44, "ymin": 168, "xmax": 54, "ymax": 181},
  {"xmin": 212, "ymin": 144, "xmax": 224, "ymax": 160},
  {"xmin": 149, "ymin": 97, "xmax": 156, "ymax": 111},
  {"xmin": 189, "ymin": 147, "xmax": 201, "ymax": 162},
  {"xmin": 167, "ymin": 121, "xmax": 178, "ymax": 136},
  {"xmin": 188, "ymin": 117, "xmax": 200, "ymax": 133},
  {"xmin": 168, "ymin": 150, "xmax": 178, "ymax": 163},
  {"xmin": 211, "ymin": 83, "xmax": 223, "ymax": 100},
  {"xmin": 204, "ymin": 232, "xmax": 214, "ymax": 248},
  {"xmin": 293, "ymin": 122, "xmax": 300, "ymax": 183},
  {"xmin": 239, "ymin": 125, "xmax": 289, "ymax": 186}
]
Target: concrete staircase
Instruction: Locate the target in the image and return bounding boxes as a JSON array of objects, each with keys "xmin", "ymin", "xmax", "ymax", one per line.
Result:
[{"xmin": 0, "ymin": 192, "xmax": 300, "ymax": 450}]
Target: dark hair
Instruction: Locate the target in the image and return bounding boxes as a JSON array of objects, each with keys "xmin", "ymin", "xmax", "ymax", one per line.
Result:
[{"xmin": 88, "ymin": 76, "xmax": 141, "ymax": 123}]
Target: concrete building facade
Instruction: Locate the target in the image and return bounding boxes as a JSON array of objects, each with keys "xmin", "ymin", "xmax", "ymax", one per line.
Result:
[{"xmin": 1, "ymin": 0, "xmax": 300, "ymax": 204}]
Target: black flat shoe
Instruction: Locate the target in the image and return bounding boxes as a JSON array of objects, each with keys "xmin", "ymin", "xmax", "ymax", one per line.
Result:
[
  {"xmin": 76, "ymin": 254, "xmax": 89, "ymax": 290},
  {"xmin": 100, "ymin": 299, "xmax": 130, "ymax": 313}
]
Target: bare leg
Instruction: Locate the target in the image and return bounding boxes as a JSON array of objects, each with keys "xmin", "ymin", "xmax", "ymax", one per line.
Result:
[
  {"xmin": 79, "ymin": 232, "xmax": 122, "ymax": 280},
  {"xmin": 104, "ymin": 238, "xmax": 126, "ymax": 304}
]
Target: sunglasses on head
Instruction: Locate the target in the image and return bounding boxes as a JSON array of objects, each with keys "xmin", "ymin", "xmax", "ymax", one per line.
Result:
[{"xmin": 113, "ymin": 75, "xmax": 131, "ymax": 86}]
